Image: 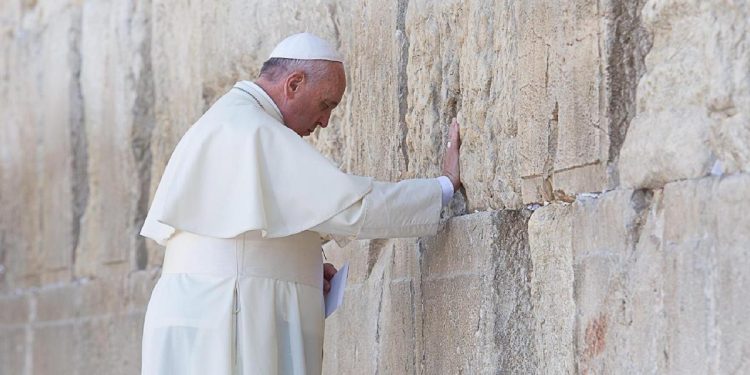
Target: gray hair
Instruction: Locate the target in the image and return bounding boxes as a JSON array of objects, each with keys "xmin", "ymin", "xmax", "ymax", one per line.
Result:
[{"xmin": 258, "ymin": 58, "xmax": 330, "ymax": 83}]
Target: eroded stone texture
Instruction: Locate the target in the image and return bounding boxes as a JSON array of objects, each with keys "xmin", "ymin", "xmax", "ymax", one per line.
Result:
[
  {"xmin": 0, "ymin": 0, "xmax": 83, "ymax": 290},
  {"xmin": 323, "ymin": 211, "xmax": 535, "ymax": 374},
  {"xmin": 1, "ymin": 0, "xmax": 749, "ymax": 374},
  {"xmin": 528, "ymin": 204, "xmax": 576, "ymax": 374},
  {"xmin": 525, "ymin": 175, "xmax": 750, "ymax": 374},
  {"xmin": 322, "ymin": 238, "xmax": 423, "ymax": 374},
  {"xmin": 570, "ymin": 189, "xmax": 666, "ymax": 374},
  {"xmin": 620, "ymin": 0, "xmax": 750, "ymax": 189},
  {"xmin": 75, "ymin": 0, "xmax": 153, "ymax": 278},
  {"xmin": 662, "ymin": 174, "xmax": 750, "ymax": 374}
]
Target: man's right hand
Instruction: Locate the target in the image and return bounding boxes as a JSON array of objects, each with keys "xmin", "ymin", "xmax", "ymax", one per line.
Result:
[{"xmin": 442, "ymin": 118, "xmax": 462, "ymax": 191}]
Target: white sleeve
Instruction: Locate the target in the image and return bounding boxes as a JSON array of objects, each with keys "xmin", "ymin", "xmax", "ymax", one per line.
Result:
[
  {"xmin": 311, "ymin": 178, "xmax": 444, "ymax": 242},
  {"xmin": 436, "ymin": 176, "xmax": 455, "ymax": 206}
]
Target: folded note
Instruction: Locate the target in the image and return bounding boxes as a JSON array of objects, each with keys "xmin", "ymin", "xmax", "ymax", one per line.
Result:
[{"xmin": 325, "ymin": 262, "xmax": 349, "ymax": 318}]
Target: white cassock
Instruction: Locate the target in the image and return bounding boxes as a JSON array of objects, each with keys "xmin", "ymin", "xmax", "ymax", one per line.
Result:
[{"xmin": 139, "ymin": 81, "xmax": 452, "ymax": 375}]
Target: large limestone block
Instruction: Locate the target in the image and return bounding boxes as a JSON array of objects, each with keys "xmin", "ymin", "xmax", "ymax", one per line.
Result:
[
  {"xmin": 528, "ymin": 204, "xmax": 576, "ymax": 374},
  {"xmin": 75, "ymin": 313, "xmax": 144, "ymax": 375},
  {"xmin": 423, "ymin": 211, "xmax": 534, "ymax": 374},
  {"xmin": 323, "ymin": 211, "xmax": 534, "ymax": 374},
  {"xmin": 571, "ymin": 189, "xmax": 668, "ymax": 373},
  {"xmin": 0, "ymin": 328, "xmax": 26, "ymax": 375},
  {"xmin": 0, "ymin": 294, "xmax": 30, "ymax": 327},
  {"xmin": 322, "ymin": 238, "xmax": 422, "ymax": 375},
  {"xmin": 33, "ymin": 276, "xmax": 151, "ymax": 326},
  {"xmin": 662, "ymin": 173, "xmax": 750, "ymax": 374},
  {"xmin": 0, "ymin": 1, "xmax": 87, "ymax": 287},
  {"xmin": 36, "ymin": 2, "xmax": 84, "ymax": 284},
  {"xmin": 402, "ymin": 0, "xmax": 467, "ymax": 185},
  {"xmin": 620, "ymin": 108, "xmax": 713, "ymax": 189},
  {"xmin": 75, "ymin": 0, "xmax": 154, "ymax": 278},
  {"xmin": 323, "ymin": 0, "xmax": 406, "ymax": 179},
  {"xmin": 518, "ymin": 0, "xmax": 611, "ymax": 203},
  {"xmin": 30, "ymin": 313, "xmax": 143, "ymax": 374},
  {"xmin": 0, "ymin": 4, "xmax": 45, "ymax": 291},
  {"xmin": 620, "ymin": 0, "xmax": 750, "ymax": 188},
  {"xmin": 33, "ymin": 324, "xmax": 78, "ymax": 375},
  {"xmin": 529, "ymin": 189, "xmax": 668, "ymax": 373}
]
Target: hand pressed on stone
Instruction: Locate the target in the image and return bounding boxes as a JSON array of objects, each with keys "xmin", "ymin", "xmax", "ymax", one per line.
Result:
[
  {"xmin": 442, "ymin": 118, "xmax": 462, "ymax": 191},
  {"xmin": 323, "ymin": 262, "xmax": 337, "ymax": 296}
]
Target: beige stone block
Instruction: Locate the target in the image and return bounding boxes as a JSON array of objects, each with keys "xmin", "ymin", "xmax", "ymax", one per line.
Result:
[
  {"xmin": 553, "ymin": 163, "xmax": 609, "ymax": 199},
  {"xmin": 528, "ymin": 203, "xmax": 575, "ymax": 374},
  {"xmin": 323, "ymin": 237, "xmax": 422, "ymax": 374},
  {"xmin": 518, "ymin": 0, "xmax": 617, "ymax": 204},
  {"xmin": 619, "ymin": 108, "xmax": 713, "ymax": 189},
  {"xmin": 422, "ymin": 211, "xmax": 534, "ymax": 374},
  {"xmin": 563, "ymin": 188, "xmax": 670, "ymax": 373},
  {"xmin": 74, "ymin": 0, "xmax": 155, "ymax": 278},
  {"xmin": 0, "ymin": 16, "xmax": 44, "ymax": 291},
  {"xmin": 662, "ymin": 177, "xmax": 717, "ymax": 373},
  {"xmin": 621, "ymin": 0, "xmax": 750, "ymax": 189},
  {"xmin": 324, "ymin": 211, "xmax": 533, "ymax": 374},
  {"xmin": 662, "ymin": 173, "xmax": 750, "ymax": 374},
  {"xmin": 35, "ymin": 285, "xmax": 79, "ymax": 323},
  {"xmin": 35, "ymin": 279, "xmax": 127, "ymax": 323},
  {"xmin": 0, "ymin": 328, "xmax": 27, "ymax": 375},
  {"xmin": 421, "ymin": 276, "xmax": 486, "ymax": 374},
  {"xmin": 422, "ymin": 212, "xmax": 499, "ymax": 278},
  {"xmin": 322, "ymin": 269, "xmax": 381, "ymax": 375},
  {"xmin": 37, "ymin": 4, "xmax": 81, "ymax": 279},
  {"xmin": 607, "ymin": 190, "xmax": 668, "ymax": 374},
  {"xmin": 0, "ymin": 295, "xmax": 30, "ymax": 327},
  {"xmin": 78, "ymin": 279, "xmax": 125, "ymax": 317},
  {"xmin": 331, "ymin": 0, "xmax": 404, "ymax": 180},
  {"xmin": 75, "ymin": 313, "xmax": 144, "ymax": 375},
  {"xmin": 32, "ymin": 324, "xmax": 77, "ymax": 375},
  {"xmin": 714, "ymin": 174, "xmax": 750, "ymax": 374},
  {"xmin": 376, "ymin": 280, "xmax": 420, "ymax": 375}
]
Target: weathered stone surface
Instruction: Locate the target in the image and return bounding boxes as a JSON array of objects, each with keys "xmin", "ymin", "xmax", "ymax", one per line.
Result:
[
  {"xmin": 323, "ymin": 211, "xmax": 535, "ymax": 374},
  {"xmin": 620, "ymin": 0, "xmax": 750, "ymax": 189},
  {"xmin": 570, "ymin": 189, "xmax": 666, "ymax": 374},
  {"xmin": 322, "ymin": 238, "xmax": 422, "ymax": 375},
  {"xmin": 662, "ymin": 174, "xmax": 750, "ymax": 374},
  {"xmin": 75, "ymin": 0, "xmax": 153, "ymax": 277},
  {"xmin": 0, "ymin": 327, "xmax": 26, "ymax": 375},
  {"xmin": 1, "ymin": 0, "xmax": 749, "ymax": 374},
  {"xmin": 33, "ymin": 324, "xmax": 78, "ymax": 375},
  {"xmin": 528, "ymin": 204, "xmax": 576, "ymax": 374},
  {"xmin": 0, "ymin": 295, "xmax": 30, "ymax": 327},
  {"xmin": 75, "ymin": 314, "xmax": 144, "ymax": 375}
]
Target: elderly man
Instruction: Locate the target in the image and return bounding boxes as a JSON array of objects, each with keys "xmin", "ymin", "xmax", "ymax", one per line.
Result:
[{"xmin": 140, "ymin": 33, "xmax": 462, "ymax": 375}]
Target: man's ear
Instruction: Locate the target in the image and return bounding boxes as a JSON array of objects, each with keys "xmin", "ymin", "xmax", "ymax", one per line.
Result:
[{"xmin": 284, "ymin": 71, "xmax": 305, "ymax": 98}]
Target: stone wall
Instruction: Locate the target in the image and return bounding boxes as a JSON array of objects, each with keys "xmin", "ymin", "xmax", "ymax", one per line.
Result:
[{"xmin": 0, "ymin": 0, "xmax": 747, "ymax": 374}]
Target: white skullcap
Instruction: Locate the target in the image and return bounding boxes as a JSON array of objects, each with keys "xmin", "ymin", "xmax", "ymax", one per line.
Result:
[{"xmin": 268, "ymin": 32, "xmax": 344, "ymax": 63}]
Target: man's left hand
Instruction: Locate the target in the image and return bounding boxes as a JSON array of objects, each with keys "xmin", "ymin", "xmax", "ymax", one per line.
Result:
[{"xmin": 323, "ymin": 263, "xmax": 338, "ymax": 296}]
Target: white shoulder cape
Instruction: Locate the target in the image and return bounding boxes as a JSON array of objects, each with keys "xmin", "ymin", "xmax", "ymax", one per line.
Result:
[{"xmin": 140, "ymin": 81, "xmax": 373, "ymax": 245}]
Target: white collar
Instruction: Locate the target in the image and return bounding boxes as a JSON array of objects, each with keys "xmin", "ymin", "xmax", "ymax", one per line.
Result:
[{"xmin": 232, "ymin": 81, "xmax": 284, "ymax": 123}]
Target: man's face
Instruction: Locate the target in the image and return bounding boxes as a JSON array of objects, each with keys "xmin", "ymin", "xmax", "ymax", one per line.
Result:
[{"xmin": 281, "ymin": 62, "xmax": 346, "ymax": 137}]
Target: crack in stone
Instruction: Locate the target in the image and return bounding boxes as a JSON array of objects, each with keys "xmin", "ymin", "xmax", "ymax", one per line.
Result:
[
  {"xmin": 396, "ymin": 0, "xmax": 411, "ymax": 174},
  {"xmin": 373, "ymin": 264, "xmax": 386, "ymax": 375},
  {"xmin": 542, "ymin": 102, "xmax": 559, "ymax": 201},
  {"xmin": 130, "ymin": 1, "xmax": 155, "ymax": 271},
  {"xmin": 69, "ymin": 7, "xmax": 87, "ymax": 273}
]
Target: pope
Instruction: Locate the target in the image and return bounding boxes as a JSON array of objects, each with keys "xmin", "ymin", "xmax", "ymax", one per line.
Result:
[{"xmin": 140, "ymin": 32, "xmax": 462, "ymax": 375}]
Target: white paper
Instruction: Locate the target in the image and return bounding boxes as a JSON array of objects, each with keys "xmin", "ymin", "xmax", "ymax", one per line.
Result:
[{"xmin": 325, "ymin": 262, "xmax": 349, "ymax": 318}]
